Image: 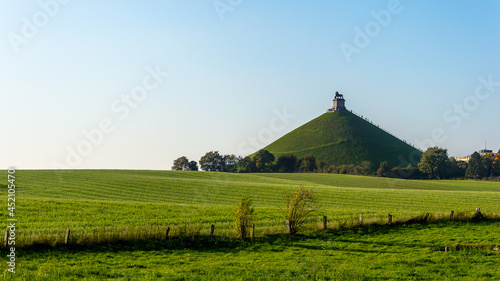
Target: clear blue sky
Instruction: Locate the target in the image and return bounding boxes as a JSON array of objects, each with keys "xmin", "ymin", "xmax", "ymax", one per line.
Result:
[{"xmin": 2, "ymin": 0, "xmax": 499, "ymax": 169}]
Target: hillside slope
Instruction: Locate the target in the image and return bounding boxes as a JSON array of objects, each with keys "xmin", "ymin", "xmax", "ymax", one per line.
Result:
[{"xmin": 261, "ymin": 112, "xmax": 421, "ymax": 167}]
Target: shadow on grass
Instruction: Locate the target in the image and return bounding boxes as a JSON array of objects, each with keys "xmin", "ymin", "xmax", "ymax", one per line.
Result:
[
  {"xmin": 20, "ymin": 233, "xmax": 299, "ymax": 255},
  {"xmin": 18, "ymin": 218, "xmax": 500, "ymax": 256}
]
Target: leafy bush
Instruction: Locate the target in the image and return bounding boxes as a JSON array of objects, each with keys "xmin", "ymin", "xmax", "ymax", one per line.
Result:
[
  {"xmin": 283, "ymin": 187, "xmax": 315, "ymax": 235},
  {"xmin": 235, "ymin": 197, "xmax": 254, "ymax": 239}
]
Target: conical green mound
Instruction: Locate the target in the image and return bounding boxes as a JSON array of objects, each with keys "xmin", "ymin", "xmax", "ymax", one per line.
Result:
[{"xmin": 262, "ymin": 112, "xmax": 421, "ymax": 167}]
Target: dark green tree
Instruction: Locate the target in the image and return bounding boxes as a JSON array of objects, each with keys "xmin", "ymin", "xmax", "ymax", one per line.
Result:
[
  {"xmin": 447, "ymin": 157, "xmax": 464, "ymax": 178},
  {"xmin": 465, "ymin": 152, "xmax": 486, "ymax": 179},
  {"xmin": 275, "ymin": 154, "xmax": 297, "ymax": 173},
  {"xmin": 172, "ymin": 156, "xmax": 190, "ymax": 170},
  {"xmin": 455, "ymin": 160, "xmax": 468, "ymax": 177},
  {"xmin": 339, "ymin": 164, "xmax": 355, "ymax": 174},
  {"xmin": 397, "ymin": 163, "xmax": 426, "ymax": 179},
  {"xmin": 222, "ymin": 154, "xmax": 240, "ymax": 173},
  {"xmin": 236, "ymin": 156, "xmax": 255, "ymax": 173},
  {"xmin": 481, "ymin": 153, "xmax": 494, "ymax": 177},
  {"xmin": 188, "ymin": 161, "xmax": 198, "ymax": 171},
  {"xmin": 355, "ymin": 161, "xmax": 372, "ymax": 175},
  {"xmin": 317, "ymin": 160, "xmax": 327, "ymax": 173},
  {"xmin": 418, "ymin": 147, "xmax": 450, "ymax": 179},
  {"xmin": 297, "ymin": 154, "xmax": 317, "ymax": 172},
  {"xmin": 253, "ymin": 150, "xmax": 275, "ymax": 172},
  {"xmin": 493, "ymin": 150, "xmax": 500, "ymax": 176},
  {"xmin": 377, "ymin": 161, "xmax": 390, "ymax": 176},
  {"xmin": 199, "ymin": 151, "xmax": 224, "ymax": 172}
]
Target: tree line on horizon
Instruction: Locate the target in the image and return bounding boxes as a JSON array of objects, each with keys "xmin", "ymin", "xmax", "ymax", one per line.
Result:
[
  {"xmin": 416, "ymin": 147, "xmax": 500, "ymax": 180},
  {"xmin": 172, "ymin": 151, "xmax": 329, "ymax": 174},
  {"xmin": 172, "ymin": 147, "xmax": 500, "ymax": 180}
]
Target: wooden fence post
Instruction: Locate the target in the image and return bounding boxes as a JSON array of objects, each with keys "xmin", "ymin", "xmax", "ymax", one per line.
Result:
[
  {"xmin": 323, "ymin": 216, "xmax": 327, "ymax": 230},
  {"xmin": 359, "ymin": 214, "xmax": 363, "ymax": 225},
  {"xmin": 450, "ymin": 211, "xmax": 454, "ymax": 220},
  {"xmin": 65, "ymin": 229, "xmax": 71, "ymax": 246},
  {"xmin": 4, "ymin": 230, "xmax": 8, "ymax": 248},
  {"xmin": 210, "ymin": 224, "xmax": 215, "ymax": 237},
  {"xmin": 388, "ymin": 214, "xmax": 393, "ymax": 225},
  {"xmin": 424, "ymin": 213, "xmax": 430, "ymax": 221},
  {"xmin": 286, "ymin": 219, "xmax": 291, "ymax": 234},
  {"xmin": 166, "ymin": 227, "xmax": 170, "ymax": 239},
  {"xmin": 241, "ymin": 225, "xmax": 247, "ymax": 240}
]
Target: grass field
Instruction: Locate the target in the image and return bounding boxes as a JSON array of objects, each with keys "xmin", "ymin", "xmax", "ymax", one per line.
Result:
[
  {"xmin": 2, "ymin": 170, "xmax": 500, "ymax": 279},
  {"xmin": 4, "ymin": 170, "xmax": 500, "ymax": 245},
  {"xmin": 4, "ymin": 221, "xmax": 500, "ymax": 280}
]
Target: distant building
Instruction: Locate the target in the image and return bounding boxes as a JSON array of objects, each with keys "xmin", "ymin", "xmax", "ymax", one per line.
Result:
[
  {"xmin": 327, "ymin": 91, "xmax": 348, "ymax": 112},
  {"xmin": 456, "ymin": 147, "xmax": 495, "ymax": 163},
  {"xmin": 479, "ymin": 149, "xmax": 493, "ymax": 156},
  {"xmin": 456, "ymin": 156, "xmax": 471, "ymax": 163}
]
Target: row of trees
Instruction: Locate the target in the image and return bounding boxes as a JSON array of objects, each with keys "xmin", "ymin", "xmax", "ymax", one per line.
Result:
[
  {"xmin": 171, "ymin": 156, "xmax": 198, "ymax": 171},
  {"xmin": 417, "ymin": 147, "xmax": 500, "ymax": 180},
  {"xmin": 173, "ymin": 150, "xmax": 325, "ymax": 173},
  {"xmin": 172, "ymin": 147, "xmax": 500, "ymax": 180},
  {"xmin": 199, "ymin": 152, "xmax": 240, "ymax": 172},
  {"xmin": 196, "ymin": 150, "xmax": 373, "ymax": 174},
  {"xmin": 236, "ymin": 151, "xmax": 320, "ymax": 173},
  {"xmin": 470, "ymin": 151, "xmax": 500, "ymax": 178},
  {"xmin": 172, "ymin": 152, "xmax": 242, "ymax": 172},
  {"xmin": 172, "ymin": 156, "xmax": 198, "ymax": 171}
]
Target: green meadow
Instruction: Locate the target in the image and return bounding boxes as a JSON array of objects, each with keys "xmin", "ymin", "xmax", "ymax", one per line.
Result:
[{"xmin": 2, "ymin": 170, "xmax": 500, "ymax": 280}]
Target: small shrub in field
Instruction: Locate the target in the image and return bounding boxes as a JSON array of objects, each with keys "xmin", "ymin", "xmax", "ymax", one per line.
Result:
[
  {"xmin": 235, "ymin": 197, "xmax": 254, "ymax": 239},
  {"xmin": 283, "ymin": 187, "xmax": 315, "ymax": 235}
]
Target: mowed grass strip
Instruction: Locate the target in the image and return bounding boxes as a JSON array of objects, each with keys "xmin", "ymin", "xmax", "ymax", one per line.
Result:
[
  {"xmin": 12, "ymin": 170, "xmax": 500, "ymax": 202},
  {"xmin": 13, "ymin": 170, "xmax": 298, "ymax": 205},
  {"xmin": 254, "ymin": 173, "xmax": 500, "ymax": 192}
]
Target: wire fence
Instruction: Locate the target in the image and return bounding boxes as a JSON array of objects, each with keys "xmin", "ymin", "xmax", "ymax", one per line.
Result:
[{"xmin": 349, "ymin": 110, "xmax": 423, "ymax": 152}]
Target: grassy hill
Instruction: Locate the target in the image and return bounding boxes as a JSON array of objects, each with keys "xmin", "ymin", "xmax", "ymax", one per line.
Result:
[{"xmin": 261, "ymin": 111, "xmax": 421, "ymax": 167}]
